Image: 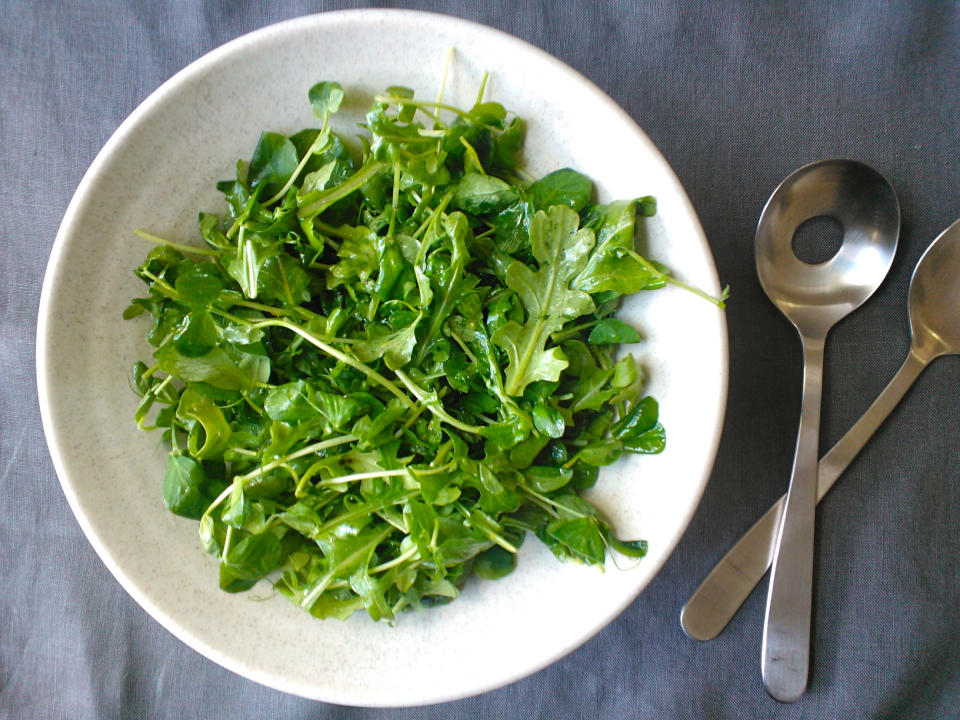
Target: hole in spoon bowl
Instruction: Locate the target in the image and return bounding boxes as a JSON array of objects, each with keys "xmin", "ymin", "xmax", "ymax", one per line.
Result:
[{"xmin": 792, "ymin": 215, "xmax": 843, "ymax": 265}]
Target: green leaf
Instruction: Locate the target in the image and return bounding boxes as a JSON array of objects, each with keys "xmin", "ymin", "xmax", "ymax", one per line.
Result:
[
  {"xmin": 257, "ymin": 254, "xmax": 310, "ymax": 307},
  {"xmin": 574, "ymin": 199, "xmax": 662, "ymax": 294},
  {"xmin": 349, "ymin": 567, "xmax": 395, "ymax": 622},
  {"xmin": 545, "ymin": 516, "xmax": 606, "ymax": 565},
  {"xmin": 162, "ymin": 455, "xmax": 214, "ymax": 519},
  {"xmin": 172, "ymin": 310, "xmax": 219, "ymax": 358},
  {"xmin": 492, "ymin": 199, "xmax": 534, "ymax": 254},
  {"xmin": 623, "ymin": 422, "xmax": 666, "ymax": 454},
  {"xmin": 177, "ymin": 386, "xmax": 232, "ymax": 460},
  {"xmin": 452, "ymin": 174, "xmax": 519, "ymax": 214},
  {"xmin": 264, "ymin": 381, "xmax": 314, "ymax": 423},
  {"xmin": 415, "ymin": 212, "xmax": 468, "ymax": 363},
  {"xmin": 308, "ymin": 81, "xmax": 344, "ymax": 118},
  {"xmin": 174, "ymin": 262, "xmax": 223, "ymax": 309},
  {"xmin": 610, "ymin": 536, "xmax": 648, "ymax": 558},
  {"xmin": 327, "ymin": 226, "xmax": 379, "ymax": 289},
  {"xmin": 301, "ymin": 525, "xmax": 393, "ymax": 610},
  {"xmin": 532, "ymin": 403, "xmax": 565, "ymax": 438},
  {"xmin": 155, "ymin": 343, "xmax": 269, "ymax": 392},
  {"xmin": 612, "ymin": 396, "xmax": 659, "ymax": 439},
  {"xmin": 569, "ymin": 366, "xmax": 616, "ymax": 414},
  {"xmin": 493, "ymin": 205, "xmax": 596, "ymax": 396},
  {"xmin": 576, "ymin": 440, "xmax": 623, "ymax": 467},
  {"xmin": 312, "ymin": 391, "xmax": 364, "ymax": 431},
  {"xmin": 219, "ymin": 531, "xmax": 283, "ymax": 592},
  {"xmin": 528, "ymin": 168, "xmax": 593, "ymax": 212},
  {"xmin": 354, "ymin": 315, "xmax": 421, "ymax": 371},
  {"xmin": 473, "ymin": 545, "xmax": 516, "ymax": 580},
  {"xmin": 524, "ymin": 465, "xmax": 573, "ymax": 493},
  {"xmin": 248, "ymin": 132, "xmax": 299, "ymax": 199},
  {"xmin": 588, "ymin": 318, "xmax": 641, "ymax": 345}
]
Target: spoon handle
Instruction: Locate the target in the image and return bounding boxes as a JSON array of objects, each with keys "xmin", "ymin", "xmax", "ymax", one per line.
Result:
[
  {"xmin": 761, "ymin": 335, "xmax": 824, "ymax": 702},
  {"xmin": 680, "ymin": 349, "xmax": 928, "ymax": 643}
]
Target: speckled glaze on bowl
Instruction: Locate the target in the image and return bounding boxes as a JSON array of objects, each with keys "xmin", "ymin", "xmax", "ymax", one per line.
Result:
[{"xmin": 37, "ymin": 10, "xmax": 727, "ymax": 707}]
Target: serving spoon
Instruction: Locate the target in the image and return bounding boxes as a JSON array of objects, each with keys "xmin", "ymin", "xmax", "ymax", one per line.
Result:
[
  {"xmin": 752, "ymin": 160, "xmax": 899, "ymax": 702},
  {"xmin": 681, "ymin": 217, "xmax": 960, "ymax": 643}
]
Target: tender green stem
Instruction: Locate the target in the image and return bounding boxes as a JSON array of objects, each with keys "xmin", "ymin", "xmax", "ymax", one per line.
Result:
[
  {"xmin": 436, "ymin": 47, "xmax": 454, "ymax": 108},
  {"xmin": 388, "ymin": 161, "xmax": 402, "ymax": 238},
  {"xmin": 313, "ymin": 218, "xmax": 353, "ymax": 240},
  {"xmin": 552, "ymin": 319, "xmax": 600, "ymax": 344},
  {"xmin": 264, "ymin": 121, "xmax": 330, "ymax": 206},
  {"xmin": 299, "ymin": 158, "xmax": 385, "ymax": 218},
  {"xmin": 475, "ymin": 72, "xmax": 489, "ymax": 105},
  {"xmin": 221, "ymin": 525, "xmax": 235, "ymax": 563},
  {"xmin": 151, "ymin": 374, "xmax": 173, "ymax": 398},
  {"xmin": 226, "ymin": 192, "xmax": 258, "ymax": 241},
  {"xmin": 624, "ymin": 249, "xmax": 728, "ymax": 308},
  {"xmin": 412, "ymin": 191, "xmax": 452, "ymax": 240},
  {"xmin": 456, "ymin": 503, "xmax": 517, "ymax": 553},
  {"xmin": 520, "ymin": 484, "xmax": 590, "ymax": 519},
  {"xmin": 138, "ymin": 269, "xmax": 178, "ymax": 298},
  {"xmin": 374, "ymin": 94, "xmax": 473, "ymax": 120},
  {"xmin": 446, "ymin": 327, "xmax": 478, "ymax": 365},
  {"xmin": 459, "ymin": 136, "xmax": 485, "ymax": 174},
  {"xmin": 134, "ymin": 229, "xmax": 220, "ymax": 257},
  {"xmin": 251, "ymin": 319, "xmax": 415, "ymax": 408},
  {"xmin": 314, "ymin": 492, "xmax": 416, "ymax": 536},
  {"xmin": 393, "ymin": 370, "xmax": 482, "ymax": 435},
  {"xmin": 370, "ymin": 543, "xmax": 420, "ymax": 574},
  {"xmin": 317, "ymin": 468, "xmax": 409, "ymax": 486},
  {"xmin": 201, "ymin": 434, "xmax": 357, "ymax": 525}
]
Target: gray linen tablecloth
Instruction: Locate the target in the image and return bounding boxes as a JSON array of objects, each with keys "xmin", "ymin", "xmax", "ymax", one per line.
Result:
[{"xmin": 2, "ymin": 1, "xmax": 958, "ymax": 717}]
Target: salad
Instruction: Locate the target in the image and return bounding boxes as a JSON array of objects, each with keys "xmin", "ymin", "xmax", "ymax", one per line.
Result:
[{"xmin": 125, "ymin": 77, "xmax": 718, "ymax": 621}]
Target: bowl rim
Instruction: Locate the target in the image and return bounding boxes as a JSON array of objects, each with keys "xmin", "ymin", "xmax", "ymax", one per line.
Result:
[{"xmin": 36, "ymin": 8, "xmax": 729, "ymax": 706}]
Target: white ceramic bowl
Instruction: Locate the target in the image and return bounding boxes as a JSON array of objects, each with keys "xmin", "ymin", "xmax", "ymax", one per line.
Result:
[{"xmin": 37, "ymin": 10, "xmax": 727, "ymax": 707}]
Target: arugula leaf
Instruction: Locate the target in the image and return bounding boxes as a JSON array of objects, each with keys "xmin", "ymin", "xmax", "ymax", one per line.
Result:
[
  {"xmin": 588, "ymin": 318, "xmax": 641, "ymax": 344},
  {"xmin": 528, "ymin": 168, "xmax": 593, "ymax": 212},
  {"xmin": 220, "ymin": 531, "xmax": 283, "ymax": 592},
  {"xmin": 493, "ymin": 205, "xmax": 595, "ymax": 396},
  {"xmin": 248, "ymin": 132, "xmax": 299, "ymax": 199},
  {"xmin": 163, "ymin": 455, "xmax": 221, "ymax": 520},
  {"xmin": 308, "ymin": 81, "xmax": 344, "ymax": 118},
  {"xmin": 453, "ymin": 173, "xmax": 518, "ymax": 214},
  {"xmin": 574, "ymin": 199, "xmax": 661, "ymax": 295},
  {"xmin": 257, "ymin": 254, "xmax": 310, "ymax": 307},
  {"xmin": 155, "ymin": 343, "xmax": 267, "ymax": 391}
]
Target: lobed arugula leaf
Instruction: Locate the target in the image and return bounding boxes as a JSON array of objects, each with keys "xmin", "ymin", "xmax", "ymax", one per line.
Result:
[{"xmin": 493, "ymin": 205, "xmax": 595, "ymax": 396}]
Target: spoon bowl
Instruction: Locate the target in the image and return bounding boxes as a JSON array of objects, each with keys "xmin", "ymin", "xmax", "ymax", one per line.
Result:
[
  {"xmin": 755, "ymin": 159, "xmax": 899, "ymax": 702},
  {"xmin": 909, "ymin": 221, "xmax": 960, "ymax": 360},
  {"xmin": 756, "ymin": 160, "xmax": 901, "ymax": 334}
]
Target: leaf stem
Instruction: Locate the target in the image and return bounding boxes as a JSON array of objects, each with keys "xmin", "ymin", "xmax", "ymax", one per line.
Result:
[
  {"xmin": 134, "ymin": 229, "xmax": 220, "ymax": 257},
  {"xmin": 369, "ymin": 543, "xmax": 420, "ymax": 574},
  {"xmin": 264, "ymin": 121, "xmax": 330, "ymax": 206},
  {"xmin": 200, "ymin": 434, "xmax": 357, "ymax": 525},
  {"xmin": 624, "ymin": 249, "xmax": 728, "ymax": 308},
  {"xmin": 251, "ymin": 319, "xmax": 415, "ymax": 408},
  {"xmin": 299, "ymin": 158, "xmax": 385, "ymax": 219},
  {"xmin": 373, "ymin": 94, "xmax": 473, "ymax": 119},
  {"xmin": 388, "ymin": 161, "xmax": 401, "ymax": 238},
  {"xmin": 312, "ymin": 218, "xmax": 352, "ymax": 240},
  {"xmin": 393, "ymin": 370, "xmax": 482, "ymax": 435},
  {"xmin": 552, "ymin": 319, "xmax": 600, "ymax": 344}
]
